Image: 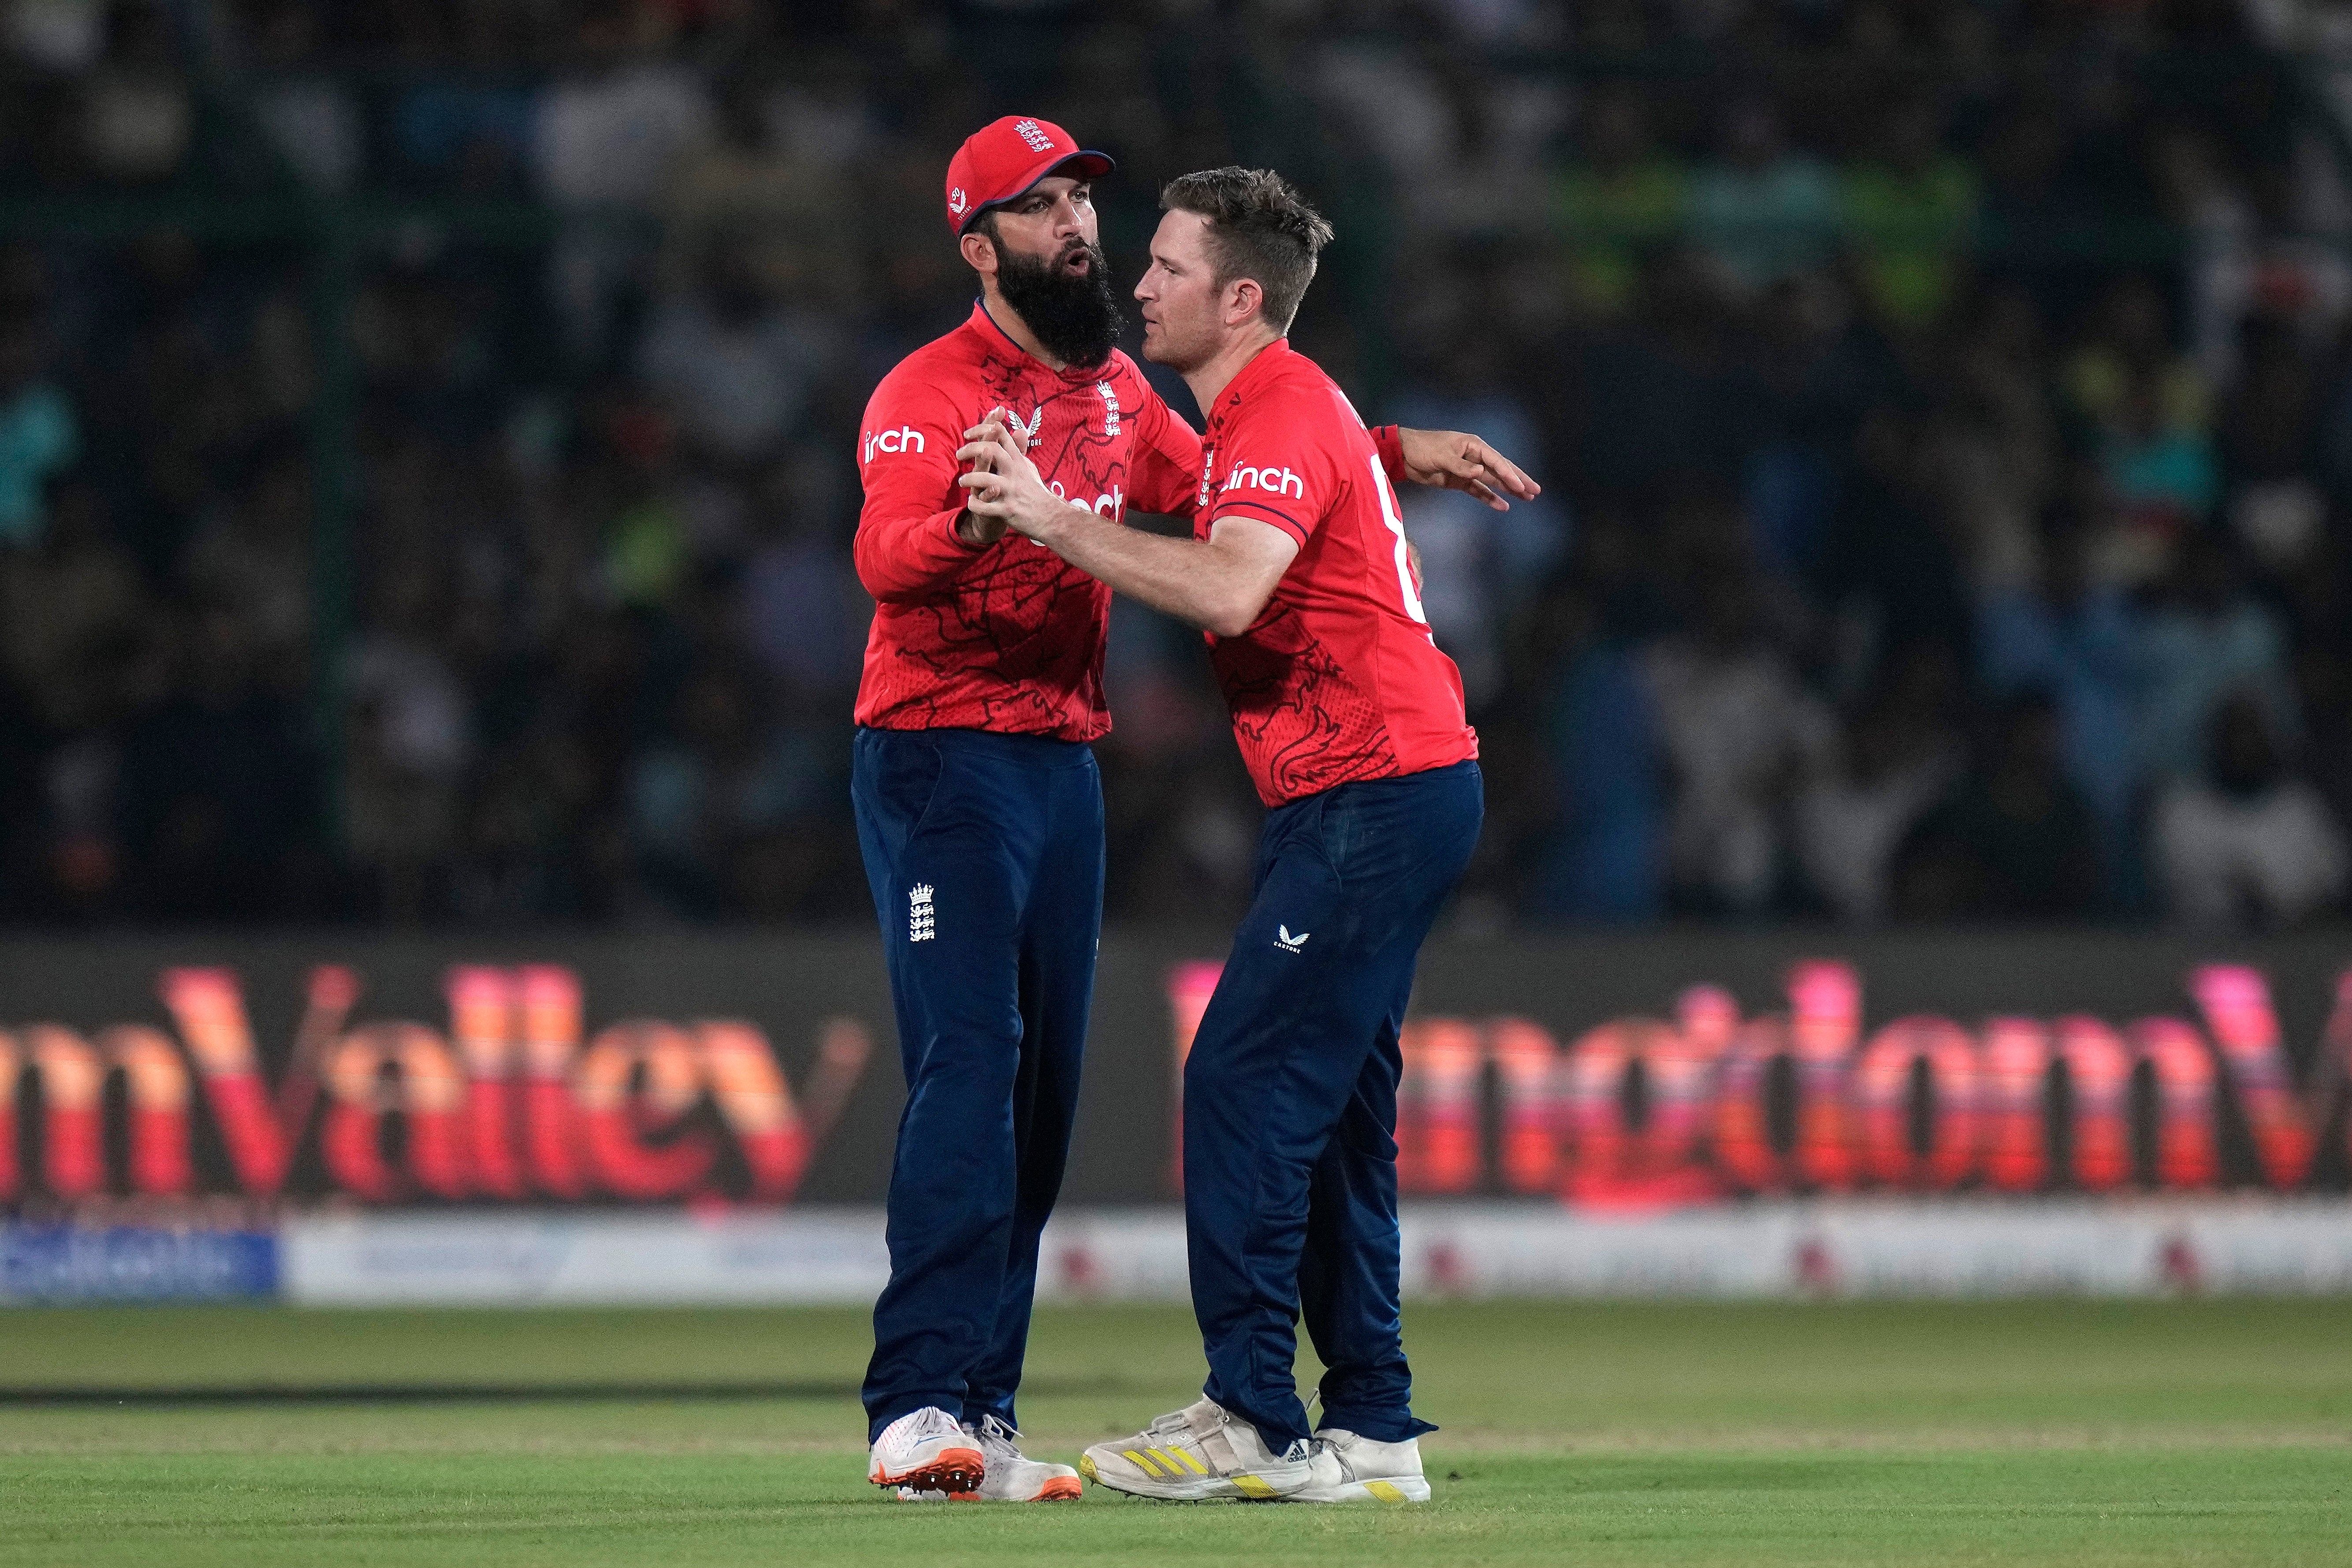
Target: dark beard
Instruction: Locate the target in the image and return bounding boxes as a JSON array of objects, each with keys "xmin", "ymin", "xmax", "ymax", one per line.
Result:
[{"xmin": 990, "ymin": 235, "xmax": 1124, "ymax": 369}]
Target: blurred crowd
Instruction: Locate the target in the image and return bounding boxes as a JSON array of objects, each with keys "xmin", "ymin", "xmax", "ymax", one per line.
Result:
[{"xmin": 1, "ymin": 0, "xmax": 2350, "ymax": 932}]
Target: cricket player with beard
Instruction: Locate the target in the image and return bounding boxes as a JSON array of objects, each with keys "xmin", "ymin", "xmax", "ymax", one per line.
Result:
[
  {"xmin": 957, "ymin": 167, "xmax": 1521, "ymax": 1504},
  {"xmin": 855, "ymin": 119, "xmax": 1535, "ymax": 1502}
]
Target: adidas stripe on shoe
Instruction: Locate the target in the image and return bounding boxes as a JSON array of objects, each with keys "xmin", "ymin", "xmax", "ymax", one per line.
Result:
[{"xmin": 1079, "ymin": 1397, "xmax": 1315, "ymax": 1501}]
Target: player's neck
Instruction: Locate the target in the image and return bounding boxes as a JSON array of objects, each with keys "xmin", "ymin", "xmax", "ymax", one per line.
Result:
[
  {"xmin": 1182, "ymin": 330, "xmax": 1282, "ymax": 417},
  {"xmin": 979, "ymin": 287, "xmax": 1069, "ymax": 372}
]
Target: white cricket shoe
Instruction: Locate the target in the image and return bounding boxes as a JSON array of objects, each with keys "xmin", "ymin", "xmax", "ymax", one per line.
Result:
[
  {"xmin": 1078, "ymin": 1397, "xmax": 1318, "ymax": 1500},
  {"xmin": 1283, "ymin": 1428, "xmax": 1431, "ymax": 1503},
  {"xmin": 895, "ymin": 1415, "xmax": 1082, "ymax": 1501},
  {"xmin": 867, "ymin": 1406, "xmax": 984, "ymax": 1495}
]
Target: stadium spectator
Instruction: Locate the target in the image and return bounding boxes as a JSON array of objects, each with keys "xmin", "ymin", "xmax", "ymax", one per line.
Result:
[
  {"xmin": 1975, "ymin": 507, "xmax": 2141, "ymax": 883},
  {"xmin": 2066, "ymin": 276, "xmax": 2215, "ymax": 582},
  {"xmin": 1795, "ymin": 645, "xmax": 1964, "ymax": 923},
  {"xmin": 2131, "ymin": 529, "xmax": 2296, "ymax": 786},
  {"xmin": 1552, "ymin": 83, "xmax": 1686, "ymax": 321},
  {"xmin": 2217, "ymin": 319, "xmax": 2328, "ymax": 579},
  {"xmin": 1642, "ymin": 563, "xmax": 1833, "ymax": 914},
  {"xmin": 536, "ymin": 0, "xmax": 711, "ymax": 359},
  {"xmin": 1687, "ymin": 99, "xmax": 1838, "ymax": 300},
  {"xmin": 2152, "ymin": 693, "xmax": 2348, "ymax": 927},
  {"xmin": 1814, "ymin": 406, "xmax": 1973, "ymax": 688},
  {"xmin": 1386, "ymin": 314, "xmax": 1567, "ymax": 711},
  {"xmin": 76, "ymin": 1, "xmax": 192, "ymax": 187},
  {"xmin": 638, "ymin": 231, "xmax": 844, "ymax": 468},
  {"xmin": 1841, "ymin": 96, "xmax": 1978, "ymax": 333},
  {"xmin": 115, "ymin": 603, "xmax": 322, "ymax": 922},
  {"xmin": 1891, "ymin": 691, "xmax": 2103, "ymax": 919},
  {"xmin": 0, "ymin": 283, "xmax": 76, "ymax": 549},
  {"xmin": 242, "ymin": 1, "xmax": 361, "ymax": 194}
]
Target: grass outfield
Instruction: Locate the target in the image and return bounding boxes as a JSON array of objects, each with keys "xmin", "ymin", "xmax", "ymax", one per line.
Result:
[{"xmin": 0, "ymin": 1299, "xmax": 2346, "ymax": 1566}]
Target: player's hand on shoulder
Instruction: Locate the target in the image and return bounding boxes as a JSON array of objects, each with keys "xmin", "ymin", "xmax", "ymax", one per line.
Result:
[{"xmin": 1396, "ymin": 428, "xmax": 1541, "ymax": 513}]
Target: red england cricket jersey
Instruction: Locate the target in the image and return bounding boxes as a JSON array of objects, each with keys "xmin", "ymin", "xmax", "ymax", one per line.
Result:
[
  {"xmin": 853, "ymin": 304, "xmax": 1413, "ymax": 743},
  {"xmin": 853, "ymin": 303, "xmax": 1202, "ymax": 740},
  {"xmin": 1197, "ymin": 340, "xmax": 1479, "ymax": 806}
]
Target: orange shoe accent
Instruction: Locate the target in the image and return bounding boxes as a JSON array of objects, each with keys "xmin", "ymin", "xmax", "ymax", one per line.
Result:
[
  {"xmin": 1034, "ymin": 1475, "xmax": 1083, "ymax": 1501},
  {"xmin": 871, "ymin": 1446, "xmax": 986, "ymax": 1494}
]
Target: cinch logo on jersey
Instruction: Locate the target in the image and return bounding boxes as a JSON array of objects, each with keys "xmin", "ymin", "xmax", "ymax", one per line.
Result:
[
  {"xmin": 1221, "ymin": 462, "xmax": 1306, "ymax": 500},
  {"xmin": 908, "ymin": 883, "xmax": 935, "ymax": 942},
  {"xmin": 863, "ymin": 425, "xmax": 926, "ymax": 462},
  {"xmin": 1013, "ymin": 119, "xmax": 1053, "ymax": 153},
  {"xmin": 1047, "ymin": 480, "xmax": 1123, "ymax": 519}
]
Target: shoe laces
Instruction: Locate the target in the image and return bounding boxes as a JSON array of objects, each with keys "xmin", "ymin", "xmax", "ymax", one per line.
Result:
[
  {"xmin": 969, "ymin": 1413, "xmax": 1026, "ymax": 1461},
  {"xmin": 1312, "ymin": 1435, "xmax": 1356, "ymax": 1480}
]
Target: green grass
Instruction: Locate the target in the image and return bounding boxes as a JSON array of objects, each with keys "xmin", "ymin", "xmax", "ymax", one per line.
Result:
[{"xmin": 2, "ymin": 1299, "xmax": 2347, "ymax": 1565}]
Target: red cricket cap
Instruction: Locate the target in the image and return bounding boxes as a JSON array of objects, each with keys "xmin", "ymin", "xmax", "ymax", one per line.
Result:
[{"xmin": 943, "ymin": 115, "xmax": 1115, "ymax": 235}]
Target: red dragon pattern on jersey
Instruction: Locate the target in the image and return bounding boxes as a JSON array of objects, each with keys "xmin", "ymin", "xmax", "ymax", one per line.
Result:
[
  {"xmin": 1195, "ymin": 341, "xmax": 1479, "ymax": 807},
  {"xmin": 852, "ymin": 303, "xmax": 1201, "ymax": 742}
]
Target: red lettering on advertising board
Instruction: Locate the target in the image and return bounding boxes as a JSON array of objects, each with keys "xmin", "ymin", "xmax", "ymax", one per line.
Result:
[
  {"xmin": 1561, "ymin": 1016, "xmax": 1723, "ymax": 1207},
  {"xmin": 1163, "ymin": 956, "xmax": 2352, "ymax": 1199},
  {"xmin": 1, "ymin": 964, "xmax": 870, "ymax": 1206},
  {"xmin": 323, "ymin": 1023, "xmax": 470, "ymax": 1202},
  {"xmin": 447, "ymin": 966, "xmax": 526, "ymax": 1199},
  {"xmin": 0, "ymin": 1024, "xmax": 190, "ymax": 1199},
  {"xmin": 1853, "ymin": 1017, "xmax": 1979, "ymax": 1190},
  {"xmin": 2192, "ymin": 965, "xmax": 2319, "ymax": 1188}
]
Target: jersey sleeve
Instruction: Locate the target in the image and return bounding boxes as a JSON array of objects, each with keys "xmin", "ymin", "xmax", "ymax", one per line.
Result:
[
  {"xmin": 1124, "ymin": 372, "xmax": 1207, "ymax": 518},
  {"xmin": 852, "ymin": 370, "xmax": 983, "ymax": 603},
  {"xmin": 1370, "ymin": 424, "xmax": 1408, "ymax": 488},
  {"xmin": 1203, "ymin": 384, "xmax": 1346, "ymax": 549}
]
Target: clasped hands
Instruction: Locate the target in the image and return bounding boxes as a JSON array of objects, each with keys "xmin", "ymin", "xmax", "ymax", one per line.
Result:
[{"xmin": 955, "ymin": 413, "xmax": 1069, "ymax": 548}]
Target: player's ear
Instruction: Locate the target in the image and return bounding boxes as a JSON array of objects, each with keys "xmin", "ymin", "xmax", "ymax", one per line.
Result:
[
  {"xmin": 1227, "ymin": 276, "xmax": 1263, "ymax": 329},
  {"xmin": 960, "ymin": 227, "xmax": 998, "ymax": 279}
]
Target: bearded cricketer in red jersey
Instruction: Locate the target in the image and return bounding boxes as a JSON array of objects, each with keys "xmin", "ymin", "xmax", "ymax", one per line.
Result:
[
  {"xmin": 853, "ymin": 120, "xmax": 1537, "ymax": 1502},
  {"xmin": 958, "ymin": 167, "xmax": 1527, "ymax": 1505}
]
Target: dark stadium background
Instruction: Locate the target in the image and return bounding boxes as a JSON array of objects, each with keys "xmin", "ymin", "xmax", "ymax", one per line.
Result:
[{"xmin": 1, "ymin": 0, "xmax": 2347, "ymax": 937}]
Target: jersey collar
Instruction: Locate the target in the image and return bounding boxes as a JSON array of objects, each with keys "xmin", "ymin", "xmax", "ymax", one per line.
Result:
[
  {"xmin": 967, "ymin": 299, "xmax": 1113, "ymax": 382},
  {"xmin": 1204, "ymin": 337, "xmax": 1293, "ymax": 436}
]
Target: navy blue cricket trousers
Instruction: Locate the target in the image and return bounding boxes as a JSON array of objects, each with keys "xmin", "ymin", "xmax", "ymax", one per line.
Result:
[
  {"xmin": 852, "ymin": 726, "xmax": 1104, "ymax": 1441},
  {"xmin": 1184, "ymin": 760, "xmax": 1483, "ymax": 1449}
]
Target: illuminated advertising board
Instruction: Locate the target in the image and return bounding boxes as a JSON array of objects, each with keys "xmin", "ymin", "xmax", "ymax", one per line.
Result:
[
  {"xmin": 0, "ymin": 933, "xmax": 2348, "ymax": 1210},
  {"xmin": 0, "ymin": 963, "xmax": 872, "ymax": 1207}
]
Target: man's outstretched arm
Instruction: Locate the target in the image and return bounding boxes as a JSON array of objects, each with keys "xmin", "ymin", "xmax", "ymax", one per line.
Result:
[
  {"xmin": 959, "ymin": 419, "xmax": 1295, "ymax": 637},
  {"xmin": 1122, "ymin": 380, "xmax": 1540, "ymax": 518}
]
